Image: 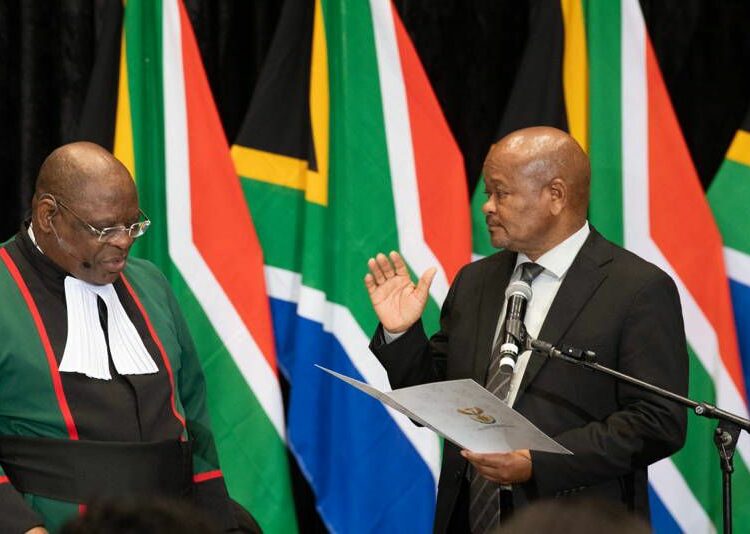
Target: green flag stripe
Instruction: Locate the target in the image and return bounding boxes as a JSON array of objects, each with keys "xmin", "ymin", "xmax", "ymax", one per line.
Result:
[
  {"xmin": 125, "ymin": 0, "xmax": 170, "ymax": 274},
  {"xmin": 169, "ymin": 269, "xmax": 297, "ymax": 534},
  {"xmin": 321, "ymin": 0, "xmax": 398, "ymax": 321},
  {"xmin": 124, "ymin": 2, "xmax": 298, "ymax": 532},
  {"xmin": 669, "ymin": 345, "xmax": 750, "ymax": 529},
  {"xmin": 471, "ymin": 183, "xmax": 495, "ymax": 257},
  {"xmin": 586, "ymin": 0, "xmax": 624, "ymax": 245},
  {"xmin": 240, "ymin": 179, "xmax": 313, "ymax": 273},
  {"xmin": 706, "ymin": 159, "xmax": 750, "ymax": 253}
]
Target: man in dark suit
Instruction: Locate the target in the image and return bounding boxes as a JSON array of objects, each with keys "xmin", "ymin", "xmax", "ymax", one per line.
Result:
[{"xmin": 365, "ymin": 127, "xmax": 688, "ymax": 533}]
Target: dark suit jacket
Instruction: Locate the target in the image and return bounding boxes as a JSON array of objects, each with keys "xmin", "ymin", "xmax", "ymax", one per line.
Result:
[{"xmin": 371, "ymin": 229, "xmax": 688, "ymax": 533}]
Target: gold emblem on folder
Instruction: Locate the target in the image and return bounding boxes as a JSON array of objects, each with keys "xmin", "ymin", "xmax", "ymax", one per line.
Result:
[{"xmin": 457, "ymin": 406, "xmax": 496, "ymax": 424}]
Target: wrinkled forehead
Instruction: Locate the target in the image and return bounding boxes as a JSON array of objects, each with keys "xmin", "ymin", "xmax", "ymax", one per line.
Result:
[
  {"xmin": 72, "ymin": 177, "xmax": 140, "ymax": 223},
  {"xmin": 483, "ymin": 147, "xmax": 550, "ymax": 189}
]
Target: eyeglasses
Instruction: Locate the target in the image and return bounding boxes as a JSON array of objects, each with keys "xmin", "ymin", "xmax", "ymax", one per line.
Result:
[{"xmin": 50, "ymin": 195, "xmax": 151, "ymax": 243}]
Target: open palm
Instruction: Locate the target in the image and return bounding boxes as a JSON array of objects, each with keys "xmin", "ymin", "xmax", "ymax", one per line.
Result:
[{"xmin": 364, "ymin": 251, "xmax": 436, "ymax": 333}]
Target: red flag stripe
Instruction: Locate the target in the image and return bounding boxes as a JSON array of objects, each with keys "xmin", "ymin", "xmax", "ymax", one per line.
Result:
[
  {"xmin": 177, "ymin": 2, "xmax": 277, "ymax": 369},
  {"xmin": 390, "ymin": 4, "xmax": 471, "ymax": 281},
  {"xmin": 645, "ymin": 39, "xmax": 746, "ymax": 394}
]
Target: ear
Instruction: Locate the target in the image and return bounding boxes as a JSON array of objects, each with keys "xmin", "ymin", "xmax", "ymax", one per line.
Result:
[
  {"xmin": 34, "ymin": 195, "xmax": 59, "ymax": 234},
  {"xmin": 547, "ymin": 178, "xmax": 567, "ymax": 216}
]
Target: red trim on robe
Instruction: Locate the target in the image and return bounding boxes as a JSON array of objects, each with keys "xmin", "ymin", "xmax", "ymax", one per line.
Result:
[
  {"xmin": 193, "ymin": 470, "xmax": 223, "ymax": 483},
  {"xmin": 0, "ymin": 249, "xmax": 79, "ymax": 440},
  {"xmin": 119, "ymin": 273, "xmax": 187, "ymax": 432}
]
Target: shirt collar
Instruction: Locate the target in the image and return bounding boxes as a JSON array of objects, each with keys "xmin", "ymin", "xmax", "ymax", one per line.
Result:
[{"xmin": 515, "ymin": 221, "xmax": 590, "ymax": 279}]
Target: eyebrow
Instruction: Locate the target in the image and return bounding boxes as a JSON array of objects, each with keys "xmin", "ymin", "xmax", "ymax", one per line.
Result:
[{"xmin": 91, "ymin": 214, "xmax": 140, "ymax": 228}]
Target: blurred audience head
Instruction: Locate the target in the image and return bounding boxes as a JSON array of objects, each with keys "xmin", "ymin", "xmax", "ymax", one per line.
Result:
[
  {"xmin": 498, "ymin": 497, "xmax": 651, "ymax": 534},
  {"xmin": 61, "ymin": 496, "xmax": 219, "ymax": 534}
]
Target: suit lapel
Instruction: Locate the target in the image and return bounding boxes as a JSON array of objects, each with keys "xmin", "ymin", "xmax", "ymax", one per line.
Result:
[
  {"xmin": 472, "ymin": 252, "xmax": 517, "ymax": 384},
  {"xmin": 517, "ymin": 230, "xmax": 612, "ymax": 397}
]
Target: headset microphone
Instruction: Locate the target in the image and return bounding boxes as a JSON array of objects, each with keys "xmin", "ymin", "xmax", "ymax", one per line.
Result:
[{"xmin": 50, "ymin": 221, "xmax": 93, "ymax": 269}]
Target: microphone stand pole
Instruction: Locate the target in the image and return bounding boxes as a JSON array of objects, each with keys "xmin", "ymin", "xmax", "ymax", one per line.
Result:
[{"xmin": 526, "ymin": 335, "xmax": 749, "ymax": 534}]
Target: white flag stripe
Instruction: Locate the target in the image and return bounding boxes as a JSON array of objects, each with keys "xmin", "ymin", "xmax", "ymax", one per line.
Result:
[
  {"xmin": 724, "ymin": 246, "xmax": 750, "ymax": 288},
  {"xmin": 264, "ymin": 264, "xmax": 442, "ymax": 487},
  {"xmin": 161, "ymin": 0, "xmax": 286, "ymax": 439},
  {"xmin": 649, "ymin": 458, "xmax": 716, "ymax": 533},
  {"xmin": 620, "ymin": 0, "xmax": 750, "ymax": 463},
  {"xmin": 620, "ymin": 0, "xmax": 649, "ymax": 254},
  {"xmin": 368, "ymin": 0, "xmax": 451, "ymax": 306},
  {"xmin": 620, "ymin": 0, "xmax": 750, "ymax": 523}
]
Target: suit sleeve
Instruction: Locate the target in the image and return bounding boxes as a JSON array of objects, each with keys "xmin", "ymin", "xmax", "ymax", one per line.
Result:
[
  {"xmin": 168, "ymin": 289, "xmax": 239, "ymax": 531},
  {"xmin": 0, "ymin": 472, "xmax": 45, "ymax": 533},
  {"xmin": 526, "ymin": 271, "xmax": 689, "ymax": 496},
  {"xmin": 370, "ymin": 266, "xmax": 465, "ymax": 388}
]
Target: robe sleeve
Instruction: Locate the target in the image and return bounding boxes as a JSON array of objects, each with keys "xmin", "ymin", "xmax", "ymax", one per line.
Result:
[{"xmin": 0, "ymin": 470, "xmax": 45, "ymax": 533}]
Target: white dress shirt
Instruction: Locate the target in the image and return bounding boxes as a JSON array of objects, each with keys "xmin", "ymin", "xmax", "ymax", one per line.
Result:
[
  {"xmin": 498, "ymin": 221, "xmax": 590, "ymax": 407},
  {"xmin": 384, "ymin": 221, "xmax": 591, "ymax": 407}
]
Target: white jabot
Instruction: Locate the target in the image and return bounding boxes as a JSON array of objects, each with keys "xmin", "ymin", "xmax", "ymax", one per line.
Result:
[{"xmin": 59, "ymin": 276, "xmax": 158, "ymax": 380}]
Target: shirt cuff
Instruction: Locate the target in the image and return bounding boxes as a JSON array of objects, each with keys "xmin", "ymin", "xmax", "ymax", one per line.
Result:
[{"xmin": 383, "ymin": 328, "xmax": 406, "ymax": 343}]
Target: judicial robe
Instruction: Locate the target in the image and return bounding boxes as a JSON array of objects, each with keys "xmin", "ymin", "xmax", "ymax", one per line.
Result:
[{"xmin": 0, "ymin": 228, "xmax": 236, "ymax": 533}]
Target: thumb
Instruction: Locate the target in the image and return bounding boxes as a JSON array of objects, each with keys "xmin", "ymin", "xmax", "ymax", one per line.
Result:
[{"xmin": 414, "ymin": 267, "xmax": 437, "ymax": 299}]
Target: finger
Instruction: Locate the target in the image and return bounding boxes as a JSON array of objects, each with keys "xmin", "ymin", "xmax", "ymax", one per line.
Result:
[
  {"xmin": 414, "ymin": 267, "xmax": 437, "ymax": 299},
  {"xmin": 464, "ymin": 452, "xmax": 490, "ymax": 467},
  {"xmin": 364, "ymin": 273, "xmax": 377, "ymax": 293},
  {"xmin": 461, "ymin": 450, "xmax": 487, "ymax": 466},
  {"xmin": 471, "ymin": 464, "xmax": 503, "ymax": 484},
  {"xmin": 368, "ymin": 257, "xmax": 387, "ymax": 284},
  {"xmin": 462, "ymin": 450, "xmax": 506, "ymax": 467},
  {"xmin": 390, "ymin": 251, "xmax": 409, "ymax": 276},
  {"xmin": 376, "ymin": 252, "xmax": 395, "ymax": 279}
]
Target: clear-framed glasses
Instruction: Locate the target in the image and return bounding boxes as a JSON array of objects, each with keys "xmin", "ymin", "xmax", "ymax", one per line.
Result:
[{"xmin": 50, "ymin": 195, "xmax": 151, "ymax": 242}]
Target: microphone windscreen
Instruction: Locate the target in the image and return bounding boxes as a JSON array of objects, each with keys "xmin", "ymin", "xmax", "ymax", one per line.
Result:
[{"xmin": 505, "ymin": 279, "xmax": 532, "ymax": 300}]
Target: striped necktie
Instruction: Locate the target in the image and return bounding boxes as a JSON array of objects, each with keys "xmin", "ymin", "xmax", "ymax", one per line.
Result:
[{"xmin": 468, "ymin": 262, "xmax": 544, "ymax": 533}]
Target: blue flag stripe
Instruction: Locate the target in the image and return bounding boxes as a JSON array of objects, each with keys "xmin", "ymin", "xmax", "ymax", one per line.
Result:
[
  {"xmin": 729, "ymin": 278, "xmax": 750, "ymax": 402},
  {"xmin": 270, "ymin": 297, "xmax": 436, "ymax": 533},
  {"xmin": 648, "ymin": 484, "xmax": 684, "ymax": 534}
]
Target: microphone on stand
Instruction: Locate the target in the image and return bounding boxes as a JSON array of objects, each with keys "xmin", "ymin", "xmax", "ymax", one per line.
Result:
[{"xmin": 495, "ymin": 280, "xmax": 532, "ymax": 400}]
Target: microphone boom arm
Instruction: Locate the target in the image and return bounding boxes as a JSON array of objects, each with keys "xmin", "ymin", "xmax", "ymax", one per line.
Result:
[{"xmin": 525, "ymin": 333, "xmax": 750, "ymax": 534}]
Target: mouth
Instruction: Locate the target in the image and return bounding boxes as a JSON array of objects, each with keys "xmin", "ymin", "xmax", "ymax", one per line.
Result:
[{"xmin": 102, "ymin": 257, "xmax": 127, "ymax": 272}]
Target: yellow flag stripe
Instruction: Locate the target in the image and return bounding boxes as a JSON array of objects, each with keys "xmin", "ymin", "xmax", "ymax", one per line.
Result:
[
  {"xmin": 727, "ymin": 130, "xmax": 750, "ymax": 167},
  {"xmin": 114, "ymin": 29, "xmax": 136, "ymax": 179},
  {"xmin": 232, "ymin": 0, "xmax": 330, "ymax": 206},
  {"xmin": 232, "ymin": 145, "xmax": 320, "ymax": 193},
  {"xmin": 308, "ymin": 0, "xmax": 329, "ymax": 206},
  {"xmin": 561, "ymin": 0, "xmax": 589, "ymax": 153}
]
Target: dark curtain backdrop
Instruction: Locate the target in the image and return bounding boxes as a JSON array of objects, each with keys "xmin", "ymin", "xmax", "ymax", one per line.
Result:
[
  {"xmin": 3, "ymin": 1, "xmax": 750, "ymax": 241},
  {"xmin": 2, "ymin": 0, "xmax": 750, "ymax": 530}
]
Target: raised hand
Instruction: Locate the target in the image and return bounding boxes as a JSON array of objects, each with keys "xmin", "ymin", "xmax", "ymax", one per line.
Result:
[{"xmin": 364, "ymin": 251, "xmax": 436, "ymax": 333}]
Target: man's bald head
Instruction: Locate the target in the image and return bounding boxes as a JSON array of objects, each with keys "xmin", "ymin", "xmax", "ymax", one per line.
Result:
[
  {"xmin": 31, "ymin": 142, "xmax": 141, "ymax": 285},
  {"xmin": 34, "ymin": 141, "xmax": 135, "ymax": 207},
  {"xmin": 485, "ymin": 126, "xmax": 590, "ymax": 217},
  {"xmin": 481, "ymin": 127, "xmax": 590, "ymax": 259}
]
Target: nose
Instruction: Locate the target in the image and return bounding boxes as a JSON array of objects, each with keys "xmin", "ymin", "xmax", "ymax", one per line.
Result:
[
  {"xmin": 482, "ymin": 195, "xmax": 495, "ymax": 216},
  {"xmin": 106, "ymin": 228, "xmax": 135, "ymax": 249}
]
